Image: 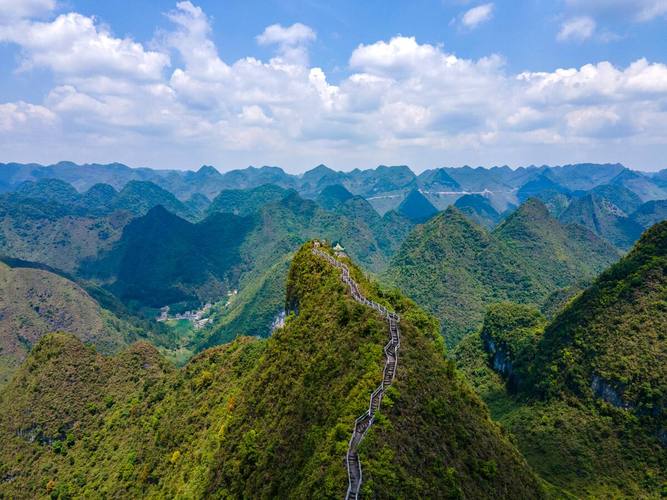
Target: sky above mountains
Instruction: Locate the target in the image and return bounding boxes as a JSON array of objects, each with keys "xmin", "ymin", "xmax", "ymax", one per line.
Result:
[{"xmin": 0, "ymin": 0, "xmax": 666, "ymax": 172}]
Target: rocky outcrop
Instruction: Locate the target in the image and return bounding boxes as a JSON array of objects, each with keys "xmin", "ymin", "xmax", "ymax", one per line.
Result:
[{"xmin": 590, "ymin": 375, "xmax": 633, "ymax": 410}]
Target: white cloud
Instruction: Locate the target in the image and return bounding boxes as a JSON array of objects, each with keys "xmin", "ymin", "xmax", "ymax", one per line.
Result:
[
  {"xmin": 0, "ymin": 2, "xmax": 666, "ymax": 170},
  {"xmin": 350, "ymin": 36, "xmax": 440, "ymax": 75},
  {"xmin": 461, "ymin": 3, "xmax": 494, "ymax": 29},
  {"xmin": 0, "ymin": 0, "xmax": 55, "ymax": 20},
  {"xmin": 238, "ymin": 105, "xmax": 273, "ymax": 125},
  {"xmin": 165, "ymin": 1, "xmax": 229, "ymax": 80},
  {"xmin": 0, "ymin": 101, "xmax": 56, "ymax": 132},
  {"xmin": 557, "ymin": 16, "xmax": 596, "ymax": 42},
  {"xmin": 256, "ymin": 22, "xmax": 316, "ymax": 65},
  {"xmin": 565, "ymin": 107, "xmax": 626, "ymax": 137},
  {"xmin": 518, "ymin": 59, "xmax": 667, "ymax": 103},
  {"xmin": 565, "ymin": 0, "xmax": 667, "ymax": 22},
  {"xmin": 0, "ymin": 13, "xmax": 169, "ymax": 80},
  {"xmin": 257, "ymin": 22, "xmax": 315, "ymax": 47}
]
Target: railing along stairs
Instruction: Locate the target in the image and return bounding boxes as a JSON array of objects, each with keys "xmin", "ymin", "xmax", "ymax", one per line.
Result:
[{"xmin": 312, "ymin": 245, "xmax": 401, "ymax": 500}]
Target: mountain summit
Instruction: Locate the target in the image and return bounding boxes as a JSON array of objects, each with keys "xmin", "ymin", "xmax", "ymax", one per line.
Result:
[
  {"xmin": 386, "ymin": 199, "xmax": 619, "ymax": 345},
  {"xmin": 396, "ymin": 188, "xmax": 438, "ymax": 223}
]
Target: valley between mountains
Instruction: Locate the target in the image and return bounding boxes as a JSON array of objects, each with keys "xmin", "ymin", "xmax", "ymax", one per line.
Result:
[{"xmin": 0, "ymin": 162, "xmax": 665, "ymax": 498}]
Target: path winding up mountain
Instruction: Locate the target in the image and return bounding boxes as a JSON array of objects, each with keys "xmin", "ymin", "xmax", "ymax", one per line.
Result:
[{"xmin": 312, "ymin": 245, "xmax": 401, "ymax": 500}]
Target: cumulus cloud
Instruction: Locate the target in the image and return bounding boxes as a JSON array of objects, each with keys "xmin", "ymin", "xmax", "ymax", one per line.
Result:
[
  {"xmin": 165, "ymin": 1, "xmax": 228, "ymax": 80},
  {"xmin": 0, "ymin": 101, "xmax": 56, "ymax": 132},
  {"xmin": 257, "ymin": 22, "xmax": 315, "ymax": 46},
  {"xmin": 461, "ymin": 3, "xmax": 494, "ymax": 29},
  {"xmin": 557, "ymin": 16, "xmax": 596, "ymax": 42},
  {"xmin": 256, "ymin": 22, "xmax": 316, "ymax": 65},
  {"xmin": 0, "ymin": 13, "xmax": 169, "ymax": 80},
  {"xmin": 0, "ymin": 2, "xmax": 666, "ymax": 170},
  {"xmin": 0, "ymin": 0, "xmax": 55, "ymax": 20}
]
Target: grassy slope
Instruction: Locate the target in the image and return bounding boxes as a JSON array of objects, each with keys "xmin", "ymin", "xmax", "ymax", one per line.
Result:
[
  {"xmin": 386, "ymin": 200, "xmax": 619, "ymax": 346},
  {"xmin": 0, "ymin": 242, "xmax": 543, "ymax": 498},
  {"xmin": 532, "ymin": 221, "xmax": 667, "ymax": 411},
  {"xmin": 0, "ymin": 262, "xmax": 133, "ymax": 388},
  {"xmin": 207, "ymin": 243, "xmax": 542, "ymax": 498},
  {"xmin": 384, "ymin": 206, "xmax": 541, "ymax": 347},
  {"xmin": 453, "ymin": 224, "xmax": 667, "ymax": 497}
]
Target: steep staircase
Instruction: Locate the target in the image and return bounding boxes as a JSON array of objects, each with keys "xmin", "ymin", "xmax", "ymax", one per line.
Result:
[{"xmin": 312, "ymin": 245, "xmax": 401, "ymax": 500}]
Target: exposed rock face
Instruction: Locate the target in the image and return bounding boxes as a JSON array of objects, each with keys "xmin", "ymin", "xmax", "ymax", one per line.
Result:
[
  {"xmin": 590, "ymin": 375, "xmax": 633, "ymax": 410},
  {"xmin": 482, "ymin": 335, "xmax": 520, "ymax": 390},
  {"xmin": 657, "ymin": 429, "xmax": 667, "ymax": 447},
  {"xmin": 484, "ymin": 337, "xmax": 507, "ymax": 373}
]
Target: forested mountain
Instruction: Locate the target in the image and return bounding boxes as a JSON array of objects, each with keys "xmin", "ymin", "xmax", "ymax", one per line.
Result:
[
  {"xmin": 610, "ymin": 169, "xmax": 667, "ymax": 201},
  {"xmin": 560, "ymin": 191, "xmax": 644, "ymax": 249},
  {"xmin": 78, "ymin": 188, "xmax": 414, "ymax": 352},
  {"xmin": 516, "ymin": 173, "xmax": 569, "ymax": 202},
  {"xmin": 207, "ymin": 184, "xmax": 293, "ymax": 216},
  {"xmin": 315, "ymin": 183, "xmax": 355, "ymax": 209},
  {"xmin": 0, "ymin": 243, "xmax": 543, "ymax": 498},
  {"xmin": 84, "ymin": 206, "xmax": 251, "ymax": 308},
  {"xmin": 530, "ymin": 221, "xmax": 667, "ymax": 411},
  {"xmin": 0, "ymin": 194, "xmax": 132, "ymax": 273},
  {"xmin": 453, "ymin": 222, "xmax": 667, "ymax": 497},
  {"xmin": 494, "ymin": 199, "xmax": 619, "ymax": 287},
  {"xmin": 0, "ymin": 261, "xmax": 134, "ymax": 388},
  {"xmin": 454, "ymin": 194, "xmax": 501, "ymax": 228},
  {"xmin": 2, "ymin": 0, "xmax": 666, "ymax": 491},
  {"xmin": 183, "ymin": 193, "xmax": 211, "ymax": 218},
  {"xmin": 385, "ymin": 199, "xmax": 619, "ymax": 345},
  {"xmin": 0, "ymin": 179, "xmax": 197, "ymax": 273},
  {"xmin": 0, "ymin": 159, "xmax": 665, "ymax": 498},
  {"xmin": 559, "ymin": 184, "xmax": 664, "ymax": 249},
  {"xmin": 396, "ymin": 188, "xmax": 438, "ymax": 223},
  {"xmin": 3, "ymin": 161, "xmax": 665, "ymax": 218},
  {"xmin": 630, "ymin": 199, "xmax": 667, "ymax": 229},
  {"xmin": 1, "ymin": 163, "xmax": 663, "ymax": 356}
]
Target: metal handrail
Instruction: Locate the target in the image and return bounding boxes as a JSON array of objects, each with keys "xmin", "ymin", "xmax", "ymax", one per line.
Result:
[{"xmin": 312, "ymin": 246, "xmax": 401, "ymax": 500}]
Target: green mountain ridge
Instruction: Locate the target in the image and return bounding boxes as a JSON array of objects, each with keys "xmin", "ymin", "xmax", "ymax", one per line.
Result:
[
  {"xmin": 396, "ymin": 188, "xmax": 439, "ymax": 223},
  {"xmin": 207, "ymin": 184, "xmax": 293, "ymax": 216},
  {"xmin": 454, "ymin": 193, "xmax": 501, "ymax": 228},
  {"xmin": 76, "ymin": 188, "xmax": 415, "ymax": 358},
  {"xmin": 84, "ymin": 205, "xmax": 250, "ymax": 308},
  {"xmin": 0, "ymin": 178, "xmax": 198, "ymax": 274},
  {"xmin": 386, "ymin": 199, "xmax": 620, "ymax": 345},
  {"xmin": 560, "ymin": 189, "xmax": 644, "ymax": 249},
  {"xmin": 0, "ymin": 261, "xmax": 135, "ymax": 388},
  {"xmin": 0, "ymin": 243, "xmax": 544, "ymax": 498},
  {"xmin": 453, "ymin": 222, "xmax": 667, "ymax": 497},
  {"xmin": 3, "ymin": 162, "xmax": 665, "ymax": 218}
]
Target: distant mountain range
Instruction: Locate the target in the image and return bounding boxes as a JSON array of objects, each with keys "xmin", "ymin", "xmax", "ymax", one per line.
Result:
[
  {"xmin": 2, "ymin": 161, "xmax": 666, "ymax": 215},
  {"xmin": 1, "ymin": 160, "xmax": 665, "ymax": 355}
]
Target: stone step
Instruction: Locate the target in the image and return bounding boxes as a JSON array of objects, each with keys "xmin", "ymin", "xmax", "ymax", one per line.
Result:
[{"xmin": 312, "ymin": 247, "xmax": 401, "ymax": 498}]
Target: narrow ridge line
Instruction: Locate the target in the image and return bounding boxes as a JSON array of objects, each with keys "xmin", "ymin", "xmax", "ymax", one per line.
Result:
[{"xmin": 312, "ymin": 245, "xmax": 401, "ymax": 500}]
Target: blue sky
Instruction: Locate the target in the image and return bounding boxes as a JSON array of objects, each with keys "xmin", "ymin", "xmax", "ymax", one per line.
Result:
[{"xmin": 1, "ymin": 0, "xmax": 666, "ymax": 172}]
